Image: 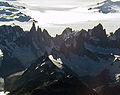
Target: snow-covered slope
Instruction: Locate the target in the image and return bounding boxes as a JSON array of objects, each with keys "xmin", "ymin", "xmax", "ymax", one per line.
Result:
[
  {"xmin": 0, "ymin": 0, "xmax": 37, "ymax": 34},
  {"xmin": 0, "ymin": 1, "xmax": 33, "ymax": 22},
  {"xmin": 89, "ymin": 0, "xmax": 120, "ymax": 13}
]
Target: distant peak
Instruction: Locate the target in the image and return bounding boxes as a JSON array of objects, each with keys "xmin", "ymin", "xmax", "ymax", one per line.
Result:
[
  {"xmin": 89, "ymin": 23, "xmax": 107, "ymax": 39},
  {"xmin": 43, "ymin": 29, "xmax": 51, "ymax": 37},
  {"xmin": 114, "ymin": 28, "xmax": 120, "ymax": 35},
  {"xmin": 98, "ymin": 23, "xmax": 103, "ymax": 28},
  {"xmin": 106, "ymin": 0, "xmax": 112, "ymax": 2},
  {"xmin": 37, "ymin": 26, "xmax": 42, "ymax": 32},
  {"xmin": 30, "ymin": 22, "xmax": 36, "ymax": 32},
  {"xmin": 32, "ymin": 22, "xmax": 35, "ymax": 27},
  {"xmin": 93, "ymin": 23, "xmax": 104, "ymax": 30},
  {"xmin": 62, "ymin": 28, "xmax": 72, "ymax": 35},
  {"xmin": 43, "ymin": 29, "xmax": 48, "ymax": 34}
]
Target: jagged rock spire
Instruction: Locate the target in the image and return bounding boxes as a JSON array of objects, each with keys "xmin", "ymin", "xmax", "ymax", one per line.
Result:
[
  {"xmin": 43, "ymin": 29, "xmax": 51, "ymax": 37},
  {"xmin": 62, "ymin": 27, "xmax": 72, "ymax": 35},
  {"xmin": 90, "ymin": 23, "xmax": 107, "ymax": 40},
  {"xmin": 113, "ymin": 28, "xmax": 120, "ymax": 40},
  {"xmin": 30, "ymin": 22, "xmax": 36, "ymax": 33},
  {"xmin": 37, "ymin": 26, "xmax": 42, "ymax": 33}
]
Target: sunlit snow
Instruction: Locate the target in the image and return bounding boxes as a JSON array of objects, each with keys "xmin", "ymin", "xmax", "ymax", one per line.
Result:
[
  {"xmin": 0, "ymin": 50, "xmax": 3, "ymax": 57},
  {"xmin": 0, "ymin": 92, "xmax": 9, "ymax": 95},
  {"xmin": 48, "ymin": 55, "xmax": 63, "ymax": 69}
]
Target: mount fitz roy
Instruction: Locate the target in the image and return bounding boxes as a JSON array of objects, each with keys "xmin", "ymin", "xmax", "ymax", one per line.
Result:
[
  {"xmin": 0, "ymin": 23, "xmax": 120, "ymax": 94},
  {"xmin": 0, "ymin": 23, "xmax": 120, "ymax": 78}
]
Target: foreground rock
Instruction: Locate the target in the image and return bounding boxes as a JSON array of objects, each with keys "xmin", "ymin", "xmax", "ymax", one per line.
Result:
[
  {"xmin": 30, "ymin": 76, "xmax": 99, "ymax": 95},
  {"xmin": 5, "ymin": 54, "xmax": 77, "ymax": 93},
  {"xmin": 8, "ymin": 76, "xmax": 99, "ymax": 95},
  {"xmin": 5, "ymin": 54, "xmax": 98, "ymax": 95},
  {"xmin": 96, "ymin": 82, "xmax": 120, "ymax": 95}
]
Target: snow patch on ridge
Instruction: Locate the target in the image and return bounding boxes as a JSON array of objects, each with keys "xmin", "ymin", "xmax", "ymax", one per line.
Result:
[
  {"xmin": 49, "ymin": 55, "xmax": 63, "ymax": 69},
  {"xmin": 0, "ymin": 50, "xmax": 3, "ymax": 57}
]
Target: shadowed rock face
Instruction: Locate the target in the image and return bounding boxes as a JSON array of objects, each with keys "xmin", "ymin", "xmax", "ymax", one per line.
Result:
[
  {"xmin": 90, "ymin": 24, "xmax": 107, "ymax": 40},
  {"xmin": 5, "ymin": 54, "xmax": 77, "ymax": 92},
  {"xmin": 8, "ymin": 76, "xmax": 99, "ymax": 95},
  {"xmin": 80, "ymin": 69, "xmax": 113, "ymax": 88},
  {"xmin": 31, "ymin": 76, "xmax": 99, "ymax": 95},
  {"xmin": 96, "ymin": 83, "xmax": 120, "ymax": 95},
  {"xmin": 0, "ymin": 24, "xmax": 54, "ymax": 77}
]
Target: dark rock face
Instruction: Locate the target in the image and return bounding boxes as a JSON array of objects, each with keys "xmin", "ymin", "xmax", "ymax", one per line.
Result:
[
  {"xmin": 30, "ymin": 76, "xmax": 99, "ymax": 95},
  {"xmin": 6, "ymin": 63, "xmax": 99, "ymax": 95},
  {"xmin": 112, "ymin": 28, "xmax": 120, "ymax": 40},
  {"xmin": 5, "ymin": 54, "xmax": 77, "ymax": 92},
  {"xmin": 90, "ymin": 24, "xmax": 107, "ymax": 40},
  {"xmin": 96, "ymin": 83, "xmax": 120, "ymax": 95},
  {"xmin": 80, "ymin": 69, "xmax": 113, "ymax": 88},
  {"xmin": 0, "ymin": 56, "xmax": 24, "ymax": 77}
]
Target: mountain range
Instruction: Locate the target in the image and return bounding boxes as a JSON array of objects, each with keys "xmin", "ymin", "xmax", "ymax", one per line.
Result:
[{"xmin": 0, "ymin": 23, "xmax": 120, "ymax": 95}]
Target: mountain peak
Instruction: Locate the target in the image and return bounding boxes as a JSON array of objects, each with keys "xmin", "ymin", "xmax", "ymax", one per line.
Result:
[
  {"xmin": 90, "ymin": 24, "xmax": 107, "ymax": 40},
  {"xmin": 62, "ymin": 27, "xmax": 72, "ymax": 35},
  {"xmin": 113, "ymin": 28, "xmax": 120, "ymax": 40},
  {"xmin": 96, "ymin": 23, "xmax": 103, "ymax": 30},
  {"xmin": 37, "ymin": 26, "xmax": 42, "ymax": 33},
  {"xmin": 43, "ymin": 29, "xmax": 51, "ymax": 37},
  {"xmin": 30, "ymin": 22, "xmax": 36, "ymax": 33}
]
